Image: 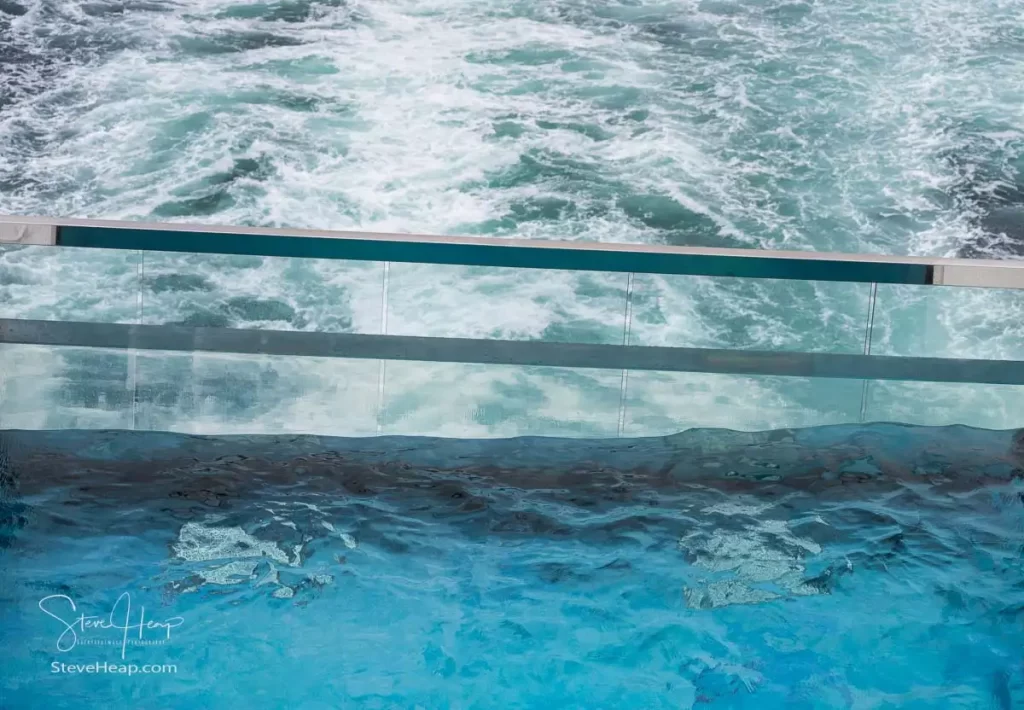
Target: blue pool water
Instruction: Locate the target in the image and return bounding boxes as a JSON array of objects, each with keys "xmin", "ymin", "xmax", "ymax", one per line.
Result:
[{"xmin": 1, "ymin": 424, "xmax": 1023, "ymax": 708}]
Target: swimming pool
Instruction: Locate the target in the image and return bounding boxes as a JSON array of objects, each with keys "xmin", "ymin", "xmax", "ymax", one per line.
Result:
[{"xmin": 2, "ymin": 424, "xmax": 1022, "ymax": 708}]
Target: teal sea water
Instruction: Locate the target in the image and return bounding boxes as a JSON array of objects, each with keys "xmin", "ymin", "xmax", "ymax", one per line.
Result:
[
  {"xmin": 1, "ymin": 0, "xmax": 1022, "ymax": 254},
  {"xmin": 2, "ymin": 0, "xmax": 1024, "ymax": 435}
]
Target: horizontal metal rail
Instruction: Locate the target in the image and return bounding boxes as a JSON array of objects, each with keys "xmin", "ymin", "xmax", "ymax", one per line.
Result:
[
  {"xmin": 3, "ymin": 318, "xmax": 1023, "ymax": 385},
  {"xmin": 2, "ymin": 214, "xmax": 1024, "ymax": 287}
]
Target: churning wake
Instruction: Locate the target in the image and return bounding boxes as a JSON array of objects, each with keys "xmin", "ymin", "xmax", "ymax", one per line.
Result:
[{"xmin": 2, "ymin": 0, "xmax": 1024, "ymax": 435}]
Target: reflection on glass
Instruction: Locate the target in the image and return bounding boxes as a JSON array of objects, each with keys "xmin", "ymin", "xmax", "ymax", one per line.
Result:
[
  {"xmin": 871, "ymin": 283, "xmax": 1024, "ymax": 360},
  {"xmin": 864, "ymin": 379, "xmax": 1024, "ymax": 429},
  {"xmin": 386, "ymin": 262, "xmax": 628, "ymax": 344},
  {"xmin": 623, "ymin": 371, "xmax": 865, "ymax": 435},
  {"xmin": 140, "ymin": 251, "xmax": 385, "ymax": 333},
  {"xmin": 135, "ymin": 350, "xmax": 380, "ymax": 435},
  {"xmin": 380, "ymin": 361, "xmax": 622, "ymax": 438},
  {"xmin": 0, "ymin": 245, "xmax": 142, "ymax": 324},
  {"xmin": 0, "ymin": 344, "xmax": 134, "ymax": 430},
  {"xmin": 628, "ymin": 273, "xmax": 869, "ymax": 353}
]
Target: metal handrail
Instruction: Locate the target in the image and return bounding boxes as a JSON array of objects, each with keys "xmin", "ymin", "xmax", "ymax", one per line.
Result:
[{"xmin": 2, "ymin": 214, "xmax": 1024, "ymax": 288}]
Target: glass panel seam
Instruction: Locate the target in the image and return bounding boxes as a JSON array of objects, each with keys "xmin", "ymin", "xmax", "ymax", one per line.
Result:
[
  {"xmin": 376, "ymin": 261, "xmax": 391, "ymax": 435},
  {"xmin": 859, "ymin": 282, "xmax": 878, "ymax": 423},
  {"xmin": 617, "ymin": 273, "xmax": 635, "ymax": 437}
]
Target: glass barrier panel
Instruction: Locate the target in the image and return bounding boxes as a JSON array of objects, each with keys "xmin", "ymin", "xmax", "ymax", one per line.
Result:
[
  {"xmin": 622, "ymin": 371, "xmax": 866, "ymax": 435},
  {"xmin": 0, "ymin": 245, "xmax": 142, "ymax": 324},
  {"xmin": 871, "ymin": 283, "xmax": 1024, "ymax": 360},
  {"xmin": 140, "ymin": 251, "xmax": 386, "ymax": 333},
  {"xmin": 135, "ymin": 350, "xmax": 381, "ymax": 436},
  {"xmin": 865, "ymin": 284, "xmax": 1024, "ymax": 427},
  {"xmin": 385, "ymin": 262, "xmax": 629, "ymax": 343},
  {"xmin": 0, "ymin": 344, "xmax": 135, "ymax": 430},
  {"xmin": 863, "ymin": 379, "xmax": 1024, "ymax": 429},
  {"xmin": 628, "ymin": 273, "xmax": 870, "ymax": 353},
  {"xmin": 9, "ymin": 341, "xmax": 1024, "ymax": 435},
  {"xmin": 378, "ymin": 361, "xmax": 622, "ymax": 438},
  {"xmin": 626, "ymin": 272, "xmax": 868, "ymax": 352}
]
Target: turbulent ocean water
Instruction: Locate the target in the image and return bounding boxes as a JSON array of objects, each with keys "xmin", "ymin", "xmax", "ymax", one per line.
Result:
[
  {"xmin": 2, "ymin": 0, "xmax": 1023, "ymax": 252},
  {"xmin": 1, "ymin": 424, "xmax": 1023, "ymax": 708},
  {"xmin": 2, "ymin": 0, "xmax": 1024, "ymax": 434}
]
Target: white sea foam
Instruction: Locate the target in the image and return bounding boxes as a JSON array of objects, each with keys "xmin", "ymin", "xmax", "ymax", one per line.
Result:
[{"xmin": 1, "ymin": 0, "xmax": 1023, "ymax": 435}]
